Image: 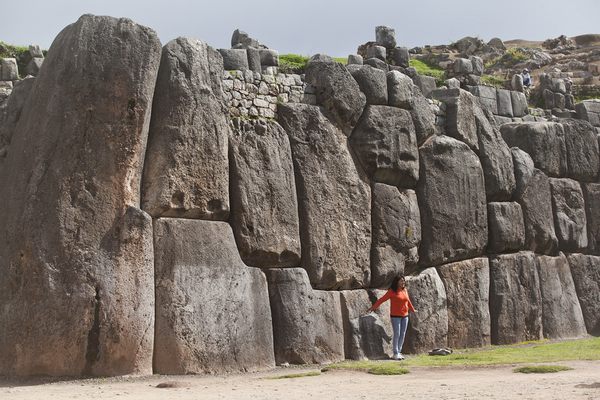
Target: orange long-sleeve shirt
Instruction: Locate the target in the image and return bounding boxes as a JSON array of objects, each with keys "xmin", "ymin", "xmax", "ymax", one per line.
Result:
[{"xmin": 371, "ymin": 288, "xmax": 416, "ymax": 317}]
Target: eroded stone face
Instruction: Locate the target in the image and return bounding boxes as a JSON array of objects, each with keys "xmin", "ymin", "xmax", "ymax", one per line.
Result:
[
  {"xmin": 489, "ymin": 252, "xmax": 543, "ymax": 344},
  {"xmin": 0, "ymin": 14, "xmax": 162, "ymax": 377},
  {"xmin": 582, "ymin": 183, "xmax": 600, "ymax": 254},
  {"xmin": 567, "ymin": 253, "xmax": 600, "ymax": 335},
  {"xmin": 278, "ymin": 103, "xmax": 371, "ymax": 290},
  {"xmin": 549, "ymin": 178, "xmax": 588, "ymax": 252},
  {"xmin": 536, "ymin": 253, "xmax": 587, "ymax": 339},
  {"xmin": 229, "ymin": 119, "xmax": 301, "ymax": 268},
  {"xmin": 153, "ymin": 219, "xmax": 275, "ymax": 374},
  {"xmin": 437, "ymin": 258, "xmax": 491, "ymax": 349},
  {"xmin": 267, "ymin": 268, "xmax": 344, "ymax": 365},
  {"xmin": 417, "ymin": 135, "xmax": 488, "ymax": 267},
  {"xmin": 142, "ymin": 37, "xmax": 231, "ymax": 220},
  {"xmin": 487, "ymin": 202, "xmax": 525, "ymax": 254},
  {"xmin": 561, "ymin": 119, "xmax": 599, "ymax": 182}
]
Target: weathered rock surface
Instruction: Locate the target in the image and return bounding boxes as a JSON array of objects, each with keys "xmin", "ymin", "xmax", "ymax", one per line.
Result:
[
  {"xmin": 474, "ymin": 108, "xmax": 516, "ymax": 201},
  {"xmin": 404, "ymin": 268, "xmax": 448, "ymax": 354},
  {"xmin": 387, "ymin": 70, "xmax": 413, "ymax": 109},
  {"xmin": 0, "ymin": 76, "xmax": 35, "ymax": 162},
  {"xmin": 567, "ymin": 253, "xmax": 600, "ymax": 335},
  {"xmin": 229, "ymin": 119, "xmax": 301, "ymax": 268},
  {"xmin": 487, "ymin": 202, "xmax": 525, "ymax": 253},
  {"xmin": 305, "ymin": 60, "xmax": 366, "ymax": 135},
  {"xmin": 142, "ymin": 38, "xmax": 230, "ymax": 220},
  {"xmin": 0, "ymin": 14, "xmax": 161, "ymax": 377},
  {"xmin": 340, "ymin": 289, "xmax": 392, "ymax": 360},
  {"xmin": 417, "ymin": 136, "xmax": 488, "ymax": 266},
  {"xmin": 409, "ymin": 89, "xmax": 437, "ymax": 145},
  {"xmin": 512, "ymin": 148, "xmax": 559, "ymax": 255},
  {"xmin": 489, "ymin": 252, "xmax": 543, "ymax": 344},
  {"xmin": 371, "ymin": 185, "xmax": 421, "ymax": 286},
  {"xmin": 349, "ymin": 65, "xmax": 388, "ymax": 105},
  {"xmin": 561, "ymin": 119, "xmax": 599, "ymax": 181},
  {"xmin": 267, "ymin": 268, "xmax": 344, "ymax": 364},
  {"xmin": 154, "ymin": 219, "xmax": 274, "ymax": 374},
  {"xmin": 431, "ymin": 88, "xmax": 478, "ymax": 150},
  {"xmin": 536, "ymin": 254, "xmax": 587, "ymax": 339},
  {"xmin": 549, "ymin": 178, "xmax": 587, "ymax": 251},
  {"xmin": 437, "ymin": 258, "xmax": 491, "ymax": 348},
  {"xmin": 278, "ymin": 103, "xmax": 371, "ymax": 289},
  {"xmin": 349, "ymin": 105, "xmax": 418, "ymax": 187},
  {"xmin": 501, "ymin": 122, "xmax": 567, "ymax": 177},
  {"xmin": 219, "ymin": 48, "xmax": 249, "ymax": 70},
  {"xmin": 582, "ymin": 183, "xmax": 600, "ymax": 254},
  {"xmin": 375, "ymin": 26, "xmax": 396, "ymax": 49}
]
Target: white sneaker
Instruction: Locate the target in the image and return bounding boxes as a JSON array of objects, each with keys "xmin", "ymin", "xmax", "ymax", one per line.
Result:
[
  {"xmin": 392, "ymin": 354, "xmax": 401, "ymax": 360},
  {"xmin": 398, "ymin": 353, "xmax": 405, "ymax": 360}
]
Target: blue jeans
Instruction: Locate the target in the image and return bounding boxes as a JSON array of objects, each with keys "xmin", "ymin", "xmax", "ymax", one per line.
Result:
[{"xmin": 391, "ymin": 316, "xmax": 409, "ymax": 355}]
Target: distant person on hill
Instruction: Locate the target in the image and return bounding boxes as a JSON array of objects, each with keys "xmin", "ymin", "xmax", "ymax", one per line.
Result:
[
  {"xmin": 367, "ymin": 275, "xmax": 416, "ymax": 360},
  {"xmin": 522, "ymin": 68, "xmax": 532, "ymax": 87}
]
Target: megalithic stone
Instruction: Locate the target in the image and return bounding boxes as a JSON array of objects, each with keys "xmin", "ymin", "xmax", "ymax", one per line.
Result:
[{"xmin": 0, "ymin": 14, "xmax": 162, "ymax": 377}]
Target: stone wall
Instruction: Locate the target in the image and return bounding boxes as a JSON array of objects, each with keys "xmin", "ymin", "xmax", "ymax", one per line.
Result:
[{"xmin": 0, "ymin": 16, "xmax": 598, "ymax": 378}]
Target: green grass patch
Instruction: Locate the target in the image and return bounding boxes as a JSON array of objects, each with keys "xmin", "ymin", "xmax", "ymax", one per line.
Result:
[
  {"xmin": 514, "ymin": 365, "xmax": 573, "ymax": 374},
  {"xmin": 409, "ymin": 59, "xmax": 445, "ymax": 86},
  {"xmin": 324, "ymin": 360, "xmax": 409, "ymax": 376},
  {"xmin": 0, "ymin": 41, "xmax": 32, "ymax": 78},
  {"xmin": 279, "ymin": 54, "xmax": 347, "ymax": 74},
  {"xmin": 481, "ymin": 74, "xmax": 505, "ymax": 88},
  {"xmin": 266, "ymin": 371, "xmax": 321, "ymax": 379},
  {"xmin": 333, "ymin": 57, "xmax": 348, "ymax": 65}
]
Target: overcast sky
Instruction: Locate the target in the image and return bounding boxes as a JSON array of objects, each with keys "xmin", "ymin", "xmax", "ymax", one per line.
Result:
[{"xmin": 2, "ymin": 0, "xmax": 599, "ymax": 56}]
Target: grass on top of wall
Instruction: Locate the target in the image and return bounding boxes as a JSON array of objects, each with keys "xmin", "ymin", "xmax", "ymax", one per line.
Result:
[
  {"xmin": 279, "ymin": 54, "xmax": 347, "ymax": 74},
  {"xmin": 326, "ymin": 337, "xmax": 600, "ymax": 373},
  {"xmin": 409, "ymin": 59, "xmax": 445, "ymax": 85}
]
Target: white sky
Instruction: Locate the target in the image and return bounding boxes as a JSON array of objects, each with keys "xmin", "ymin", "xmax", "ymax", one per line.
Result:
[{"xmin": 1, "ymin": 0, "xmax": 599, "ymax": 56}]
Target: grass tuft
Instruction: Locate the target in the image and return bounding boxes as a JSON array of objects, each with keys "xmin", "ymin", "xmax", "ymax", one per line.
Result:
[
  {"xmin": 514, "ymin": 365, "xmax": 573, "ymax": 374},
  {"xmin": 265, "ymin": 371, "xmax": 321, "ymax": 379},
  {"xmin": 325, "ymin": 360, "xmax": 409, "ymax": 376}
]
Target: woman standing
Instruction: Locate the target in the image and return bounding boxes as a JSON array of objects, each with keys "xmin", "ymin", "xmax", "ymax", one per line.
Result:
[{"xmin": 367, "ymin": 275, "xmax": 416, "ymax": 360}]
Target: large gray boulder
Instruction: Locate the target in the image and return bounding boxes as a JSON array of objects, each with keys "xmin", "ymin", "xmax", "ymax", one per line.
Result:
[
  {"xmin": 469, "ymin": 85, "xmax": 498, "ymax": 114},
  {"xmin": 390, "ymin": 47, "xmax": 410, "ymax": 68},
  {"xmin": 582, "ymin": 183, "xmax": 600, "ymax": 254},
  {"xmin": 349, "ymin": 105, "xmax": 419, "ymax": 188},
  {"xmin": 305, "ymin": 60, "xmax": 366, "ymax": 135},
  {"xmin": 409, "ymin": 88, "xmax": 437, "ymax": 145},
  {"xmin": 567, "ymin": 253, "xmax": 600, "ymax": 335},
  {"xmin": 404, "ymin": 268, "xmax": 448, "ymax": 354},
  {"xmin": 278, "ymin": 103, "xmax": 371, "ymax": 289},
  {"xmin": 496, "ymin": 89, "xmax": 514, "ymax": 117},
  {"xmin": 387, "ymin": 70, "xmax": 413, "ymax": 109},
  {"xmin": 474, "ymin": 107, "xmax": 516, "ymax": 201},
  {"xmin": 0, "ymin": 58, "xmax": 18, "ymax": 81},
  {"xmin": 219, "ymin": 48, "xmax": 249, "ymax": 70},
  {"xmin": 349, "ymin": 65, "xmax": 388, "ymax": 105},
  {"xmin": 536, "ymin": 254, "xmax": 587, "ymax": 339},
  {"xmin": 412, "ymin": 75, "xmax": 437, "ymax": 98},
  {"xmin": 340, "ymin": 289, "xmax": 392, "ymax": 360},
  {"xmin": 375, "ymin": 26, "xmax": 397, "ymax": 49},
  {"xmin": 561, "ymin": 119, "xmax": 599, "ymax": 181},
  {"xmin": 549, "ymin": 178, "xmax": 588, "ymax": 251},
  {"xmin": 0, "ymin": 15, "xmax": 162, "ymax": 377},
  {"xmin": 154, "ymin": 219, "xmax": 274, "ymax": 374},
  {"xmin": 229, "ymin": 119, "xmax": 301, "ymax": 268},
  {"xmin": 511, "ymin": 91, "xmax": 528, "ymax": 117},
  {"xmin": 371, "ymin": 185, "xmax": 421, "ymax": 287},
  {"xmin": 431, "ymin": 88, "xmax": 478, "ymax": 150},
  {"xmin": 512, "ymin": 148, "xmax": 559, "ymax": 254},
  {"xmin": 267, "ymin": 268, "xmax": 344, "ymax": 365},
  {"xmin": 575, "ymin": 100, "xmax": 600, "ymax": 127},
  {"xmin": 489, "ymin": 252, "xmax": 543, "ymax": 344},
  {"xmin": 501, "ymin": 122, "xmax": 567, "ymax": 177},
  {"xmin": 487, "ymin": 202, "xmax": 525, "ymax": 253},
  {"xmin": 142, "ymin": 38, "xmax": 230, "ymax": 220},
  {"xmin": 437, "ymin": 258, "xmax": 491, "ymax": 349},
  {"xmin": 417, "ymin": 135, "xmax": 488, "ymax": 266},
  {"xmin": 0, "ymin": 77, "xmax": 35, "ymax": 163}
]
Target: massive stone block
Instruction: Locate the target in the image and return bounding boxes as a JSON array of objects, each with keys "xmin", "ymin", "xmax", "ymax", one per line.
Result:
[
  {"xmin": 229, "ymin": 119, "xmax": 301, "ymax": 268},
  {"xmin": 496, "ymin": 89, "xmax": 513, "ymax": 117},
  {"xmin": 437, "ymin": 258, "xmax": 491, "ymax": 349},
  {"xmin": 142, "ymin": 38, "xmax": 230, "ymax": 220},
  {"xmin": 489, "ymin": 252, "xmax": 543, "ymax": 344},
  {"xmin": 549, "ymin": 178, "xmax": 588, "ymax": 251},
  {"xmin": 409, "ymin": 88, "xmax": 437, "ymax": 145},
  {"xmin": 349, "ymin": 105, "xmax": 419, "ymax": 188},
  {"xmin": 487, "ymin": 202, "xmax": 525, "ymax": 253},
  {"xmin": 267, "ymin": 268, "xmax": 344, "ymax": 365},
  {"xmin": 512, "ymin": 148, "xmax": 559, "ymax": 254},
  {"xmin": 417, "ymin": 135, "xmax": 488, "ymax": 267},
  {"xmin": 0, "ymin": 76, "xmax": 35, "ymax": 163},
  {"xmin": 501, "ymin": 122, "xmax": 567, "ymax": 177},
  {"xmin": 474, "ymin": 107, "xmax": 516, "ymax": 201},
  {"xmin": 340, "ymin": 289, "xmax": 392, "ymax": 360},
  {"xmin": 404, "ymin": 268, "xmax": 448, "ymax": 354},
  {"xmin": 387, "ymin": 70, "xmax": 413, "ymax": 109},
  {"xmin": 583, "ymin": 183, "xmax": 600, "ymax": 254},
  {"xmin": 278, "ymin": 103, "xmax": 371, "ymax": 289},
  {"xmin": 567, "ymin": 253, "xmax": 600, "ymax": 335},
  {"xmin": 536, "ymin": 254, "xmax": 587, "ymax": 339},
  {"xmin": 561, "ymin": 119, "xmax": 599, "ymax": 182},
  {"xmin": 305, "ymin": 60, "xmax": 366, "ymax": 135},
  {"xmin": 153, "ymin": 219, "xmax": 275, "ymax": 374},
  {"xmin": 349, "ymin": 65, "xmax": 388, "ymax": 105},
  {"xmin": 0, "ymin": 15, "xmax": 161, "ymax": 377},
  {"xmin": 431, "ymin": 88, "xmax": 478, "ymax": 150},
  {"xmin": 371, "ymin": 184, "xmax": 421, "ymax": 287}
]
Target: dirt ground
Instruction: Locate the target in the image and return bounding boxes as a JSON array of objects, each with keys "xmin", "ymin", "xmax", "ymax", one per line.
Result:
[{"xmin": 1, "ymin": 360, "xmax": 599, "ymax": 400}]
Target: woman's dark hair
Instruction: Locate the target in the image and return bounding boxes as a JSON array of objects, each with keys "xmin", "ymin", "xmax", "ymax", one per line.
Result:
[{"xmin": 390, "ymin": 275, "xmax": 406, "ymax": 292}]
